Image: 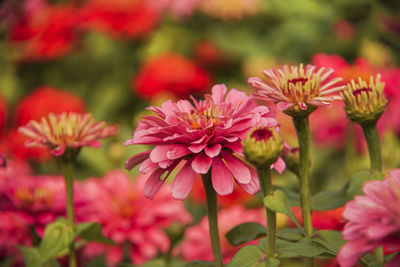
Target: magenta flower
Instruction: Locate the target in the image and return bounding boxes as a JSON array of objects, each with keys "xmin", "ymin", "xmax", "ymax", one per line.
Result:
[
  {"xmin": 338, "ymin": 169, "xmax": 400, "ymax": 267},
  {"xmin": 124, "ymin": 84, "xmax": 277, "ymax": 200},
  {"xmin": 249, "ymin": 64, "xmax": 346, "ymax": 114},
  {"xmin": 79, "ymin": 171, "xmax": 192, "ymax": 266},
  {"xmin": 18, "ymin": 112, "xmax": 115, "ymax": 156}
]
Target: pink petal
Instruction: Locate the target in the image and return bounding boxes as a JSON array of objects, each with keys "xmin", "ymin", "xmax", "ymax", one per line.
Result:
[
  {"xmin": 237, "ymin": 168, "xmax": 260, "ymax": 195},
  {"xmin": 150, "ymin": 145, "xmax": 173, "ymax": 163},
  {"xmin": 211, "ymin": 157, "xmax": 234, "ymax": 196},
  {"xmin": 277, "ymin": 102, "xmax": 290, "ymax": 111},
  {"xmin": 52, "ymin": 146, "xmax": 66, "ymax": 156},
  {"xmin": 125, "ymin": 151, "xmax": 151, "ymax": 171},
  {"xmin": 172, "ymin": 160, "xmax": 197, "ymax": 200},
  {"xmin": 188, "ymin": 143, "xmax": 206, "ymax": 153},
  {"xmin": 143, "ymin": 168, "xmax": 166, "ymax": 200},
  {"xmin": 204, "ymin": 144, "xmax": 221, "ymax": 158},
  {"xmin": 271, "ymin": 157, "xmax": 286, "ymax": 174},
  {"xmin": 167, "ymin": 145, "xmax": 191, "ymax": 160},
  {"xmin": 211, "ymin": 84, "xmax": 227, "ymax": 104},
  {"xmin": 220, "ymin": 151, "xmax": 251, "ymax": 184},
  {"xmin": 192, "ymin": 153, "xmax": 212, "ymax": 174},
  {"xmin": 139, "ymin": 158, "xmax": 158, "ymax": 174}
]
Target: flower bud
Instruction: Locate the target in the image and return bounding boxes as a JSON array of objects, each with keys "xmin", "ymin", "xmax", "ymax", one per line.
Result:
[
  {"xmin": 282, "ymin": 147, "xmax": 300, "ymax": 176},
  {"xmin": 243, "ymin": 127, "xmax": 283, "ymax": 167},
  {"xmin": 341, "ymin": 74, "xmax": 387, "ymax": 124}
]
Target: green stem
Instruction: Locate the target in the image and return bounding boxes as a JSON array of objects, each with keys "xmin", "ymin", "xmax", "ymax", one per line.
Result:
[
  {"xmin": 201, "ymin": 174, "xmax": 224, "ymax": 267},
  {"xmin": 256, "ymin": 167, "xmax": 276, "ymax": 262},
  {"xmin": 293, "ymin": 116, "xmax": 314, "ymax": 267},
  {"xmin": 361, "ymin": 122, "xmax": 383, "ymax": 265},
  {"xmin": 63, "ymin": 161, "xmax": 77, "ymax": 267},
  {"xmin": 361, "ymin": 122, "xmax": 382, "ymax": 174}
]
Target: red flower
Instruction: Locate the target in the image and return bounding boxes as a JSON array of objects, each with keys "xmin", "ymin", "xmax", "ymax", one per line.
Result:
[
  {"xmin": 15, "ymin": 86, "xmax": 86, "ymax": 126},
  {"xmin": 133, "ymin": 53, "xmax": 211, "ymax": 99},
  {"xmin": 9, "ymin": 5, "xmax": 79, "ymax": 60},
  {"xmin": 292, "ymin": 207, "xmax": 345, "ymax": 231},
  {"xmin": 0, "ymin": 94, "xmax": 7, "ymax": 132},
  {"xmin": 78, "ymin": 0, "xmax": 160, "ymax": 38}
]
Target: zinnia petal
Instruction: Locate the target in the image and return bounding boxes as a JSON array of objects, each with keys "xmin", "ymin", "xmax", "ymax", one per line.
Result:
[
  {"xmin": 211, "ymin": 157, "xmax": 233, "ymax": 195},
  {"xmin": 192, "ymin": 153, "xmax": 212, "ymax": 174},
  {"xmin": 125, "ymin": 151, "xmax": 151, "ymax": 171},
  {"xmin": 220, "ymin": 151, "xmax": 251, "ymax": 184},
  {"xmin": 172, "ymin": 160, "xmax": 197, "ymax": 200}
]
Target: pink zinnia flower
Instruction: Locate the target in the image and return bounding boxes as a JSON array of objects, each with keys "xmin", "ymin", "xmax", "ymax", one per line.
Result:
[
  {"xmin": 124, "ymin": 84, "xmax": 277, "ymax": 199},
  {"xmin": 79, "ymin": 171, "xmax": 191, "ymax": 266},
  {"xmin": 179, "ymin": 205, "xmax": 265, "ymax": 263},
  {"xmin": 338, "ymin": 169, "xmax": 400, "ymax": 267},
  {"xmin": 249, "ymin": 64, "xmax": 346, "ymax": 114},
  {"xmin": 18, "ymin": 112, "xmax": 115, "ymax": 156}
]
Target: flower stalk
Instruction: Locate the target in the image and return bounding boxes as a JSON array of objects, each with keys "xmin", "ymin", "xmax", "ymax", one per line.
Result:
[
  {"xmin": 62, "ymin": 154, "xmax": 77, "ymax": 267},
  {"xmin": 292, "ymin": 116, "xmax": 314, "ymax": 266},
  {"xmin": 257, "ymin": 167, "xmax": 276, "ymax": 261},
  {"xmin": 202, "ymin": 173, "xmax": 224, "ymax": 267}
]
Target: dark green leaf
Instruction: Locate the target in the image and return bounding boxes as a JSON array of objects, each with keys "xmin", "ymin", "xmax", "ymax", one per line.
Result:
[
  {"xmin": 311, "ymin": 186, "xmax": 347, "ymax": 211},
  {"xmin": 38, "ymin": 220, "xmax": 74, "ymax": 262},
  {"xmin": 185, "ymin": 261, "xmax": 215, "ymax": 267},
  {"xmin": 227, "ymin": 245, "xmax": 264, "ymax": 267},
  {"xmin": 226, "ymin": 222, "xmax": 266, "ymax": 246},
  {"xmin": 347, "ymin": 170, "xmax": 384, "ymax": 200},
  {"xmin": 264, "ymin": 190, "xmax": 302, "ymax": 230},
  {"xmin": 76, "ymin": 222, "xmax": 115, "ymax": 245},
  {"xmin": 276, "ymin": 228, "xmax": 304, "ymax": 241},
  {"xmin": 312, "ymin": 230, "xmax": 345, "ymax": 254},
  {"xmin": 274, "ymin": 185, "xmax": 300, "ymax": 207},
  {"xmin": 276, "ymin": 238, "xmax": 334, "ymax": 258}
]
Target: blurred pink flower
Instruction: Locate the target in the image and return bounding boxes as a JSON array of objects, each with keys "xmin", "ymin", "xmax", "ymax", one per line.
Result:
[
  {"xmin": 125, "ymin": 84, "xmax": 277, "ymax": 200},
  {"xmin": 79, "ymin": 170, "xmax": 192, "ymax": 266},
  {"xmin": 338, "ymin": 169, "xmax": 400, "ymax": 267},
  {"xmin": 18, "ymin": 112, "xmax": 115, "ymax": 156},
  {"xmin": 249, "ymin": 64, "xmax": 345, "ymax": 115},
  {"xmin": 0, "ymin": 174, "xmax": 67, "ymax": 235},
  {"xmin": 179, "ymin": 205, "xmax": 265, "ymax": 263},
  {"xmin": 0, "ymin": 211, "xmax": 31, "ymax": 266},
  {"xmin": 148, "ymin": 0, "xmax": 200, "ymax": 17}
]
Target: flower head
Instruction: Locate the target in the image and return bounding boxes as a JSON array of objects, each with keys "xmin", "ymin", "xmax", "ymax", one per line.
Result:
[
  {"xmin": 243, "ymin": 126, "xmax": 284, "ymax": 168},
  {"xmin": 18, "ymin": 112, "xmax": 115, "ymax": 156},
  {"xmin": 249, "ymin": 64, "xmax": 346, "ymax": 116},
  {"xmin": 125, "ymin": 84, "xmax": 277, "ymax": 200},
  {"xmin": 338, "ymin": 169, "xmax": 400, "ymax": 267},
  {"xmin": 80, "ymin": 171, "xmax": 191, "ymax": 266},
  {"xmin": 341, "ymin": 74, "xmax": 388, "ymax": 124}
]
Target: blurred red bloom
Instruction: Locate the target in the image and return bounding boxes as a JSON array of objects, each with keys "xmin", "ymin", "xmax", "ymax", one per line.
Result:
[
  {"xmin": 179, "ymin": 205, "xmax": 264, "ymax": 263},
  {"xmin": 133, "ymin": 53, "xmax": 211, "ymax": 99},
  {"xmin": 79, "ymin": 0, "xmax": 160, "ymax": 38},
  {"xmin": 79, "ymin": 171, "xmax": 191, "ymax": 266},
  {"xmin": 15, "ymin": 86, "xmax": 86, "ymax": 126},
  {"xmin": 0, "ymin": 94, "xmax": 7, "ymax": 132},
  {"xmin": 194, "ymin": 40, "xmax": 227, "ymax": 67},
  {"xmin": 292, "ymin": 207, "xmax": 345, "ymax": 231},
  {"xmin": 9, "ymin": 5, "xmax": 79, "ymax": 61}
]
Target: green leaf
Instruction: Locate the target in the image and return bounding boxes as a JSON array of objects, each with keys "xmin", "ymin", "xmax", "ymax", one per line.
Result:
[
  {"xmin": 347, "ymin": 170, "xmax": 384, "ymax": 200},
  {"xmin": 18, "ymin": 246, "xmax": 41, "ymax": 267},
  {"xmin": 227, "ymin": 245, "xmax": 265, "ymax": 267},
  {"xmin": 311, "ymin": 185, "xmax": 347, "ymax": 211},
  {"xmin": 312, "ymin": 230, "xmax": 345, "ymax": 255},
  {"xmin": 185, "ymin": 261, "xmax": 215, "ymax": 267},
  {"xmin": 139, "ymin": 259, "xmax": 185, "ymax": 267},
  {"xmin": 266, "ymin": 258, "xmax": 280, "ymax": 267},
  {"xmin": 76, "ymin": 222, "xmax": 115, "ymax": 245},
  {"xmin": 264, "ymin": 190, "xmax": 302, "ymax": 230},
  {"xmin": 226, "ymin": 222, "xmax": 266, "ymax": 246},
  {"xmin": 38, "ymin": 220, "xmax": 74, "ymax": 262},
  {"xmin": 276, "ymin": 228, "xmax": 304, "ymax": 241},
  {"xmin": 276, "ymin": 238, "xmax": 334, "ymax": 258}
]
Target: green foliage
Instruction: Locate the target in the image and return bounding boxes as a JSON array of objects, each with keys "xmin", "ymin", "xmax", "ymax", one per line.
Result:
[
  {"xmin": 264, "ymin": 190, "xmax": 302, "ymax": 230},
  {"xmin": 346, "ymin": 170, "xmax": 384, "ymax": 200},
  {"xmin": 138, "ymin": 259, "xmax": 185, "ymax": 267},
  {"xmin": 226, "ymin": 245, "xmax": 265, "ymax": 267},
  {"xmin": 312, "ymin": 230, "xmax": 346, "ymax": 255},
  {"xmin": 310, "ymin": 185, "xmax": 348, "ymax": 210},
  {"xmin": 76, "ymin": 222, "xmax": 115, "ymax": 245},
  {"xmin": 226, "ymin": 222, "xmax": 266, "ymax": 246},
  {"xmin": 185, "ymin": 261, "xmax": 215, "ymax": 267},
  {"xmin": 276, "ymin": 228, "xmax": 304, "ymax": 242},
  {"xmin": 276, "ymin": 238, "xmax": 333, "ymax": 258}
]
